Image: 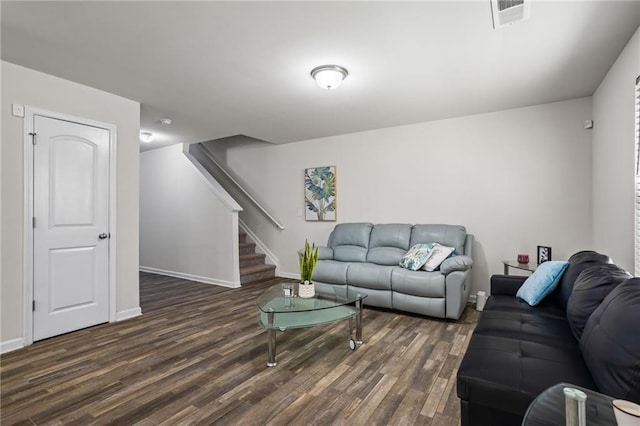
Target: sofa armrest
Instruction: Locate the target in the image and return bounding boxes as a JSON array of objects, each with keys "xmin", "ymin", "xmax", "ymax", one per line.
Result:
[
  {"xmin": 490, "ymin": 274, "xmax": 527, "ymax": 296},
  {"xmin": 317, "ymin": 246, "xmax": 334, "ymax": 260},
  {"xmin": 463, "ymin": 234, "xmax": 474, "ymax": 257},
  {"xmin": 441, "ymin": 255, "xmax": 473, "ymax": 274},
  {"xmin": 445, "ymin": 269, "xmax": 472, "ymax": 320},
  {"xmin": 298, "ymin": 246, "xmax": 334, "ymax": 260}
]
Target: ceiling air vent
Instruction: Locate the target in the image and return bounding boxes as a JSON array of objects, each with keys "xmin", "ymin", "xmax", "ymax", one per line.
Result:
[{"xmin": 491, "ymin": 0, "xmax": 530, "ymax": 29}]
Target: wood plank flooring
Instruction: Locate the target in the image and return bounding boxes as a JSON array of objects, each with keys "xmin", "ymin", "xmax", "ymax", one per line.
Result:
[{"xmin": 1, "ymin": 272, "xmax": 478, "ymax": 425}]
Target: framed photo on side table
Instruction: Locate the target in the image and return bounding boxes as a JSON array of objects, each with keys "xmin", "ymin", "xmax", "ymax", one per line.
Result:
[{"xmin": 537, "ymin": 246, "xmax": 552, "ymax": 265}]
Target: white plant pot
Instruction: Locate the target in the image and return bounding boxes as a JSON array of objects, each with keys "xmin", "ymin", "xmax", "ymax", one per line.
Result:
[{"xmin": 298, "ymin": 281, "xmax": 315, "ymax": 298}]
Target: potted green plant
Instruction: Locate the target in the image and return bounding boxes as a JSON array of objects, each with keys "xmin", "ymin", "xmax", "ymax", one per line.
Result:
[{"xmin": 298, "ymin": 240, "xmax": 319, "ymax": 298}]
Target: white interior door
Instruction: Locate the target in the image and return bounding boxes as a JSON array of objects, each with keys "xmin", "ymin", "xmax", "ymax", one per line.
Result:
[{"xmin": 33, "ymin": 115, "xmax": 110, "ymax": 341}]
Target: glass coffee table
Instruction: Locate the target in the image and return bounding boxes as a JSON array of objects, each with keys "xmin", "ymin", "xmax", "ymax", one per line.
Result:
[
  {"xmin": 522, "ymin": 382, "xmax": 615, "ymax": 425},
  {"xmin": 257, "ymin": 283, "xmax": 366, "ymax": 367}
]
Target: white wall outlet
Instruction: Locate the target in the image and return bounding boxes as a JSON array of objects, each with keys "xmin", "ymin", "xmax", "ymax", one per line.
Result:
[{"xmin": 12, "ymin": 104, "xmax": 25, "ymax": 117}]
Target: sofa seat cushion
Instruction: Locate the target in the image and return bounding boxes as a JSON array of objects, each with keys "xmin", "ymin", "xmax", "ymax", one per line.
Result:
[
  {"xmin": 346, "ymin": 263, "xmax": 394, "ymax": 290},
  {"xmin": 579, "ymin": 278, "xmax": 640, "ymax": 403},
  {"xmin": 367, "ymin": 224, "xmax": 412, "ymax": 265},
  {"xmin": 457, "ymin": 334, "xmax": 596, "ymax": 418},
  {"xmin": 313, "ymin": 260, "xmax": 350, "ymax": 285},
  {"xmin": 472, "ymin": 310, "xmax": 578, "ymax": 348},
  {"xmin": 484, "ymin": 295, "xmax": 566, "ymax": 320},
  {"xmin": 391, "ymin": 268, "xmax": 445, "ymax": 298}
]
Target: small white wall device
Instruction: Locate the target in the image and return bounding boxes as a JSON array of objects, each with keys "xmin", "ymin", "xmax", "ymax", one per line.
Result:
[{"xmin": 491, "ymin": 0, "xmax": 531, "ymax": 29}]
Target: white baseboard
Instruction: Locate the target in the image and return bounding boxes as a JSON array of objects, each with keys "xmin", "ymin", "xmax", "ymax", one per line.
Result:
[
  {"xmin": 116, "ymin": 307, "xmax": 142, "ymax": 322},
  {"xmin": 1, "ymin": 338, "xmax": 25, "ymax": 354},
  {"xmin": 468, "ymin": 294, "xmax": 477, "ymax": 303},
  {"xmin": 139, "ymin": 266, "xmax": 241, "ymax": 288}
]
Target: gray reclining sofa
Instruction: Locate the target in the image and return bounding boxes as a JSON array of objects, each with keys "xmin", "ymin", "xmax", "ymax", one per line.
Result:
[{"xmin": 312, "ymin": 223, "xmax": 474, "ymax": 320}]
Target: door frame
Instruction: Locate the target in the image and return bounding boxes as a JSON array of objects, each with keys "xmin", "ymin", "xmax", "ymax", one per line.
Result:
[{"xmin": 22, "ymin": 107, "xmax": 118, "ymax": 345}]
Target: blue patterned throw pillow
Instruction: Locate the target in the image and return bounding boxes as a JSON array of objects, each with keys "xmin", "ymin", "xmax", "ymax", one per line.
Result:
[
  {"xmin": 399, "ymin": 243, "xmax": 435, "ymax": 270},
  {"xmin": 517, "ymin": 261, "xmax": 570, "ymax": 306}
]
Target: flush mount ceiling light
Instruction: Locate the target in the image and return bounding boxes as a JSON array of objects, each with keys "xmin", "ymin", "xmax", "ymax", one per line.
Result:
[
  {"xmin": 310, "ymin": 65, "xmax": 348, "ymax": 90},
  {"xmin": 160, "ymin": 118, "xmax": 172, "ymax": 125},
  {"xmin": 140, "ymin": 131, "xmax": 154, "ymax": 143}
]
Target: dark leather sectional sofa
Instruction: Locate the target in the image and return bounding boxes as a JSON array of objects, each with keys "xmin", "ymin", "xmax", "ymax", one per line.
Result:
[{"xmin": 456, "ymin": 251, "xmax": 640, "ymax": 425}]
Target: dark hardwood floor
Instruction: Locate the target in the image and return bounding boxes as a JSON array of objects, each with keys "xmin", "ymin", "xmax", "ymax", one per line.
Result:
[{"xmin": 1, "ymin": 272, "xmax": 478, "ymax": 425}]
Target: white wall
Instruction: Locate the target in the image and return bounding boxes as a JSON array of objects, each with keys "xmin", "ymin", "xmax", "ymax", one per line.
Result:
[
  {"xmin": 139, "ymin": 144, "xmax": 239, "ymax": 287},
  {"xmin": 1, "ymin": 61, "xmax": 140, "ymax": 346},
  {"xmin": 592, "ymin": 26, "xmax": 640, "ymax": 273},
  {"xmin": 207, "ymin": 97, "xmax": 594, "ymax": 295}
]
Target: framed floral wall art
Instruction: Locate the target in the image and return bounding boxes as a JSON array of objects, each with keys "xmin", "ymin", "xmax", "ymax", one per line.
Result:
[{"xmin": 304, "ymin": 166, "xmax": 336, "ymax": 221}]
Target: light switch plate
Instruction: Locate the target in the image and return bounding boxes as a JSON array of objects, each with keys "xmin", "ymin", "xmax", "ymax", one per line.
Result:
[{"xmin": 12, "ymin": 104, "xmax": 25, "ymax": 117}]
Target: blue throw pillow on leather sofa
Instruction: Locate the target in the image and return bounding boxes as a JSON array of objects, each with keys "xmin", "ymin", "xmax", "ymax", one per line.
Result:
[
  {"xmin": 579, "ymin": 277, "xmax": 640, "ymax": 403},
  {"xmin": 566, "ymin": 264, "xmax": 632, "ymax": 340},
  {"xmin": 516, "ymin": 261, "xmax": 569, "ymax": 306}
]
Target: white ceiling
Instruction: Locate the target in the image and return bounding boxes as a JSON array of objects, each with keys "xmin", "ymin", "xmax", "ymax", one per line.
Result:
[{"xmin": 2, "ymin": 1, "xmax": 639, "ymax": 151}]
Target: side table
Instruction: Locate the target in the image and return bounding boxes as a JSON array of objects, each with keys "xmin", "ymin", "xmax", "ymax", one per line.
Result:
[
  {"xmin": 522, "ymin": 383, "xmax": 615, "ymax": 426},
  {"xmin": 502, "ymin": 260, "xmax": 537, "ymax": 275}
]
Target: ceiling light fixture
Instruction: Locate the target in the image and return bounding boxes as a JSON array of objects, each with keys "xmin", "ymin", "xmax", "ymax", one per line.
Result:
[
  {"xmin": 160, "ymin": 118, "xmax": 172, "ymax": 125},
  {"xmin": 310, "ymin": 65, "xmax": 348, "ymax": 90},
  {"xmin": 140, "ymin": 131, "xmax": 154, "ymax": 143}
]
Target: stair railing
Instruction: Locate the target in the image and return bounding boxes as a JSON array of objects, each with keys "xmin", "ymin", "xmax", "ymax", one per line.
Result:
[{"xmin": 190, "ymin": 144, "xmax": 285, "ymax": 231}]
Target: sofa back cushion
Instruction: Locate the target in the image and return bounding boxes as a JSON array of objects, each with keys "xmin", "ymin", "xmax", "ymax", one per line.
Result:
[
  {"xmin": 579, "ymin": 278, "xmax": 640, "ymax": 403},
  {"xmin": 330, "ymin": 223, "xmax": 373, "ymax": 262},
  {"xmin": 410, "ymin": 224, "xmax": 467, "ymax": 256},
  {"xmin": 551, "ymin": 250, "xmax": 611, "ymax": 309},
  {"xmin": 367, "ymin": 224, "xmax": 412, "ymax": 265},
  {"xmin": 566, "ymin": 264, "xmax": 632, "ymax": 340}
]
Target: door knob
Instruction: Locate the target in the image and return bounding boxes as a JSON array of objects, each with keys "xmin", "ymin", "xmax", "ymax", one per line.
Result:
[{"xmin": 98, "ymin": 233, "xmax": 108, "ymax": 240}]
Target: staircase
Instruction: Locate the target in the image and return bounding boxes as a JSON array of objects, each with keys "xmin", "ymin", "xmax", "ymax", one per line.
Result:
[{"xmin": 239, "ymin": 232, "xmax": 276, "ymax": 284}]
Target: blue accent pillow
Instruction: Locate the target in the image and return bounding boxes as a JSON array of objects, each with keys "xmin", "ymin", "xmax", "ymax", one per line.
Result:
[{"xmin": 516, "ymin": 261, "xmax": 570, "ymax": 306}]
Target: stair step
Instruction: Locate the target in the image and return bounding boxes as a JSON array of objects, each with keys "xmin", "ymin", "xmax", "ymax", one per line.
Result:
[
  {"xmin": 239, "ymin": 232, "xmax": 247, "ymax": 244},
  {"xmin": 239, "ymin": 242, "xmax": 256, "ymax": 255},
  {"xmin": 240, "ymin": 264, "xmax": 276, "ymax": 284},
  {"xmin": 240, "ymin": 263, "xmax": 276, "ymax": 276},
  {"xmin": 240, "ymin": 253, "xmax": 266, "ymax": 268}
]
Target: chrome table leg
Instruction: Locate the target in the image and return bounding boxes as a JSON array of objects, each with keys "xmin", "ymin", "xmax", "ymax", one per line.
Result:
[
  {"xmin": 355, "ymin": 297, "xmax": 363, "ymax": 345},
  {"xmin": 267, "ymin": 310, "xmax": 277, "ymax": 367}
]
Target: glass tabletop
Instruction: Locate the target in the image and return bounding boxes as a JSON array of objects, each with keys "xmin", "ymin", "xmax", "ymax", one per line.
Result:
[
  {"xmin": 523, "ymin": 382, "xmax": 615, "ymax": 426},
  {"xmin": 502, "ymin": 260, "xmax": 537, "ymax": 272},
  {"xmin": 257, "ymin": 283, "xmax": 366, "ymax": 314}
]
